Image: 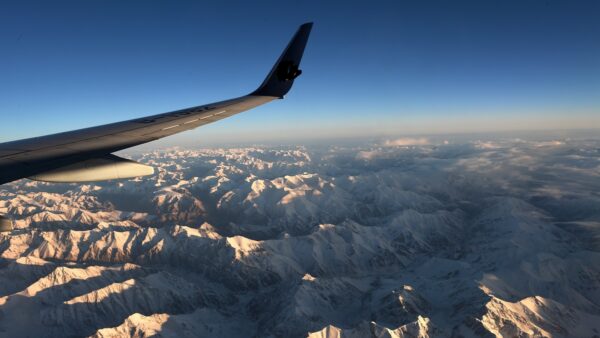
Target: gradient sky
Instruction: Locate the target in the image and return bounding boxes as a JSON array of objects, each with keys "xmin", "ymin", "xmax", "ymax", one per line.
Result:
[{"xmin": 1, "ymin": 1, "xmax": 599, "ymax": 145}]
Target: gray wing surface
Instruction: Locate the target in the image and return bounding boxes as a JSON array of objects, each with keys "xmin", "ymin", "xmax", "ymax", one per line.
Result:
[{"xmin": 0, "ymin": 23, "xmax": 313, "ymax": 185}]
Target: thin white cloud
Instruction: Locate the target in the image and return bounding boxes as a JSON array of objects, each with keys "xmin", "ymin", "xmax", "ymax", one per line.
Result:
[{"xmin": 384, "ymin": 137, "xmax": 430, "ymax": 146}]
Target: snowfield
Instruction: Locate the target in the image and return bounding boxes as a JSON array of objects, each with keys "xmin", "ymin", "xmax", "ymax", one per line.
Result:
[{"xmin": 0, "ymin": 136, "xmax": 600, "ymax": 337}]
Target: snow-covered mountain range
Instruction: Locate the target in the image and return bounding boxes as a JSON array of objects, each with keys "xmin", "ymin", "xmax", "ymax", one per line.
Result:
[{"xmin": 0, "ymin": 136, "xmax": 599, "ymax": 337}]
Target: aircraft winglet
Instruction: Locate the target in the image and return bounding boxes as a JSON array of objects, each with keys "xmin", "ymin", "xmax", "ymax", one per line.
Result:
[{"xmin": 251, "ymin": 22, "xmax": 313, "ymax": 98}]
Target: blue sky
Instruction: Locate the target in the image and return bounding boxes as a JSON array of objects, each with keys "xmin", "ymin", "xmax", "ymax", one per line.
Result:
[{"xmin": 1, "ymin": 1, "xmax": 599, "ymax": 145}]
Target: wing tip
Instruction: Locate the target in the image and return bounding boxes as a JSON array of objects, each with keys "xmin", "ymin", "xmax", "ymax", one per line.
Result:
[{"xmin": 300, "ymin": 22, "xmax": 314, "ymax": 29}]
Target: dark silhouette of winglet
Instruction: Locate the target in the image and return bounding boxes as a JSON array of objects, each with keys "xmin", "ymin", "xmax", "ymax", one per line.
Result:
[{"xmin": 251, "ymin": 22, "xmax": 313, "ymax": 98}]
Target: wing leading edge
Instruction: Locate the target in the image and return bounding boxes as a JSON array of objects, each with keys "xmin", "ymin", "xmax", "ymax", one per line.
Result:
[{"xmin": 0, "ymin": 22, "xmax": 313, "ymax": 185}]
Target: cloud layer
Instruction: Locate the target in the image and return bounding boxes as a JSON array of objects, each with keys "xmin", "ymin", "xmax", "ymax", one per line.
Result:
[{"xmin": 383, "ymin": 137, "xmax": 430, "ymax": 146}]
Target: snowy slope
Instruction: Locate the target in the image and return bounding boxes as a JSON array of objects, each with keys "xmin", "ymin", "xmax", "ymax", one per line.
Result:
[{"xmin": 0, "ymin": 138, "xmax": 599, "ymax": 337}]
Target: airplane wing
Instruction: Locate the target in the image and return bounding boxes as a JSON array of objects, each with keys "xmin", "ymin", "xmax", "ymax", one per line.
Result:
[{"xmin": 0, "ymin": 23, "xmax": 313, "ymax": 185}]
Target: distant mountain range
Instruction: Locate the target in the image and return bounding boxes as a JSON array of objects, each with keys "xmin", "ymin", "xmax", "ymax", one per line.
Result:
[{"xmin": 0, "ymin": 138, "xmax": 599, "ymax": 337}]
